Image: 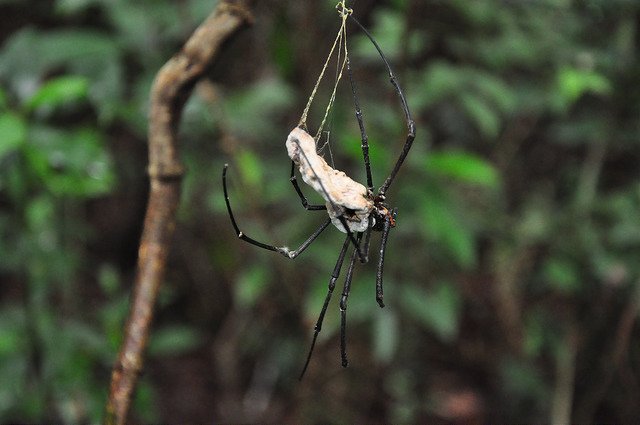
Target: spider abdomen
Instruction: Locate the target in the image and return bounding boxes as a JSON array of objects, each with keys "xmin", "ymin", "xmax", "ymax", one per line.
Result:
[{"xmin": 286, "ymin": 126, "xmax": 374, "ymax": 233}]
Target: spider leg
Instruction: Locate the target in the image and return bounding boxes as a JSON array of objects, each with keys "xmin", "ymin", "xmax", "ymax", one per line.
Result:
[
  {"xmin": 340, "ymin": 233, "xmax": 362, "ymax": 368},
  {"xmin": 299, "ymin": 235, "xmax": 351, "ymax": 380},
  {"xmin": 362, "ymin": 215, "xmax": 373, "ymax": 259},
  {"xmin": 223, "ymin": 164, "xmax": 331, "ymax": 259},
  {"xmin": 289, "ymin": 161, "xmax": 327, "ymax": 211},
  {"xmin": 348, "ymin": 16, "xmax": 416, "ymax": 197},
  {"xmin": 346, "ymin": 57, "xmax": 373, "ymax": 191},
  {"xmin": 376, "ymin": 208, "xmax": 397, "ymax": 308}
]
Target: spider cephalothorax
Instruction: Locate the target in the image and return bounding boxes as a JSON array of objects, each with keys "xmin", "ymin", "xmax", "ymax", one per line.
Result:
[
  {"xmin": 372, "ymin": 195, "xmax": 396, "ymax": 231},
  {"xmin": 222, "ymin": 6, "xmax": 415, "ymax": 378}
]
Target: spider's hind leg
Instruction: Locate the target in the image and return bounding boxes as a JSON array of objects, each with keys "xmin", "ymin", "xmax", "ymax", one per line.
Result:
[
  {"xmin": 223, "ymin": 164, "xmax": 331, "ymax": 259},
  {"xmin": 299, "ymin": 223, "xmax": 371, "ymax": 378},
  {"xmin": 339, "ymin": 233, "xmax": 362, "ymax": 368},
  {"xmin": 299, "ymin": 235, "xmax": 351, "ymax": 380}
]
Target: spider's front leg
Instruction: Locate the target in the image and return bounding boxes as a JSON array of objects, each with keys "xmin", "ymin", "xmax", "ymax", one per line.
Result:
[
  {"xmin": 222, "ymin": 164, "xmax": 331, "ymax": 259},
  {"xmin": 339, "ymin": 232, "xmax": 362, "ymax": 368},
  {"xmin": 299, "ymin": 234, "xmax": 352, "ymax": 379},
  {"xmin": 347, "ymin": 15, "xmax": 416, "ymax": 198}
]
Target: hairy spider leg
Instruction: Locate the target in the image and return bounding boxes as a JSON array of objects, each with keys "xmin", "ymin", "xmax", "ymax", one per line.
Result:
[
  {"xmin": 346, "ymin": 57, "xmax": 373, "ymax": 192},
  {"xmin": 223, "ymin": 164, "xmax": 331, "ymax": 259},
  {"xmin": 348, "ymin": 15, "xmax": 416, "ymax": 198},
  {"xmin": 289, "ymin": 161, "xmax": 327, "ymax": 211},
  {"xmin": 340, "ymin": 233, "xmax": 362, "ymax": 368},
  {"xmin": 299, "ymin": 235, "xmax": 351, "ymax": 380},
  {"xmin": 376, "ymin": 207, "xmax": 397, "ymax": 308},
  {"xmin": 291, "ymin": 138, "xmax": 369, "ymax": 263}
]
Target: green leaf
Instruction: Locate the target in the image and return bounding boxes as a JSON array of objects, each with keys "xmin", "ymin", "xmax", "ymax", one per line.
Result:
[
  {"xmin": 417, "ymin": 63, "xmax": 515, "ymax": 121},
  {"xmin": 25, "ymin": 196, "xmax": 55, "ymax": 231},
  {"xmin": 353, "ymin": 9, "xmax": 405, "ymax": 62},
  {"xmin": 427, "ymin": 150, "xmax": 500, "ymax": 189},
  {"xmin": 557, "ymin": 66, "xmax": 611, "ymax": 101},
  {"xmin": 26, "ymin": 75, "xmax": 89, "ymax": 112},
  {"xmin": 553, "ymin": 66, "xmax": 612, "ymax": 111},
  {"xmin": 0, "ymin": 28, "xmax": 123, "ymax": 124},
  {"xmin": 0, "ymin": 112, "xmax": 26, "ymax": 159},
  {"xmin": 224, "ymin": 78, "xmax": 294, "ymax": 139},
  {"xmin": 415, "ymin": 62, "xmax": 463, "ymax": 109},
  {"xmin": 236, "ymin": 149, "xmax": 264, "ymax": 190},
  {"xmin": 0, "ymin": 28, "xmax": 119, "ymax": 91},
  {"xmin": 421, "ymin": 186, "xmax": 476, "ymax": 268},
  {"xmin": 472, "ymin": 72, "xmax": 517, "ymax": 114},
  {"xmin": 235, "ymin": 264, "xmax": 269, "ymax": 308},
  {"xmin": 148, "ymin": 325, "xmax": 203, "ymax": 357},
  {"xmin": 26, "ymin": 126, "xmax": 115, "ymax": 196},
  {"xmin": 542, "ymin": 257, "xmax": 580, "ymax": 294},
  {"xmin": 401, "ymin": 282, "xmax": 461, "ymax": 342},
  {"xmin": 460, "ymin": 92, "xmax": 501, "ymax": 138}
]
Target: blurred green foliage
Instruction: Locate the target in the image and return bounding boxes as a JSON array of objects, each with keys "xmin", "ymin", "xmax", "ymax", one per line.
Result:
[
  {"xmin": 0, "ymin": 0, "xmax": 214, "ymax": 422},
  {"xmin": 0, "ymin": 0, "xmax": 639, "ymax": 423}
]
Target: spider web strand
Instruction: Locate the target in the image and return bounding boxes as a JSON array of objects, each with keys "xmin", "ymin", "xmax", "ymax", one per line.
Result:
[{"xmin": 299, "ymin": 2, "xmax": 352, "ymax": 141}]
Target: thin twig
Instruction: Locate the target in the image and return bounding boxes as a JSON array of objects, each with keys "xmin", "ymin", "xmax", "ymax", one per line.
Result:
[{"xmin": 105, "ymin": 2, "xmax": 254, "ymax": 424}]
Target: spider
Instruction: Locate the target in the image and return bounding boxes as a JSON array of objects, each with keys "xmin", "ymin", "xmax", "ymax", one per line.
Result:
[{"xmin": 222, "ymin": 9, "xmax": 415, "ymax": 379}]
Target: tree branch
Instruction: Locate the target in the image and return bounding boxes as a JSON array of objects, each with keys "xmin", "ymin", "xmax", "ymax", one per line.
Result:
[{"xmin": 105, "ymin": 2, "xmax": 254, "ymax": 424}]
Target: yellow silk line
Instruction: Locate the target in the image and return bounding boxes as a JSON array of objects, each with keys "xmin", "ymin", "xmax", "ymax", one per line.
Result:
[
  {"xmin": 298, "ymin": 2, "xmax": 352, "ymax": 140},
  {"xmin": 315, "ymin": 13, "xmax": 349, "ymax": 140}
]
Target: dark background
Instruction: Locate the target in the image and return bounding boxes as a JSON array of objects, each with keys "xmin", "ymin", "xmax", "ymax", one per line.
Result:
[{"xmin": 1, "ymin": 0, "xmax": 639, "ymax": 423}]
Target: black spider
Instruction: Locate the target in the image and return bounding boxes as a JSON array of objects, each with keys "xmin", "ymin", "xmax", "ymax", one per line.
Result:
[{"xmin": 222, "ymin": 13, "xmax": 415, "ymax": 379}]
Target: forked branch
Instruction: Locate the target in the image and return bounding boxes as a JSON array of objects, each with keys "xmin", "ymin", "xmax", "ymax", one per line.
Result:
[{"xmin": 105, "ymin": 2, "xmax": 254, "ymax": 424}]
